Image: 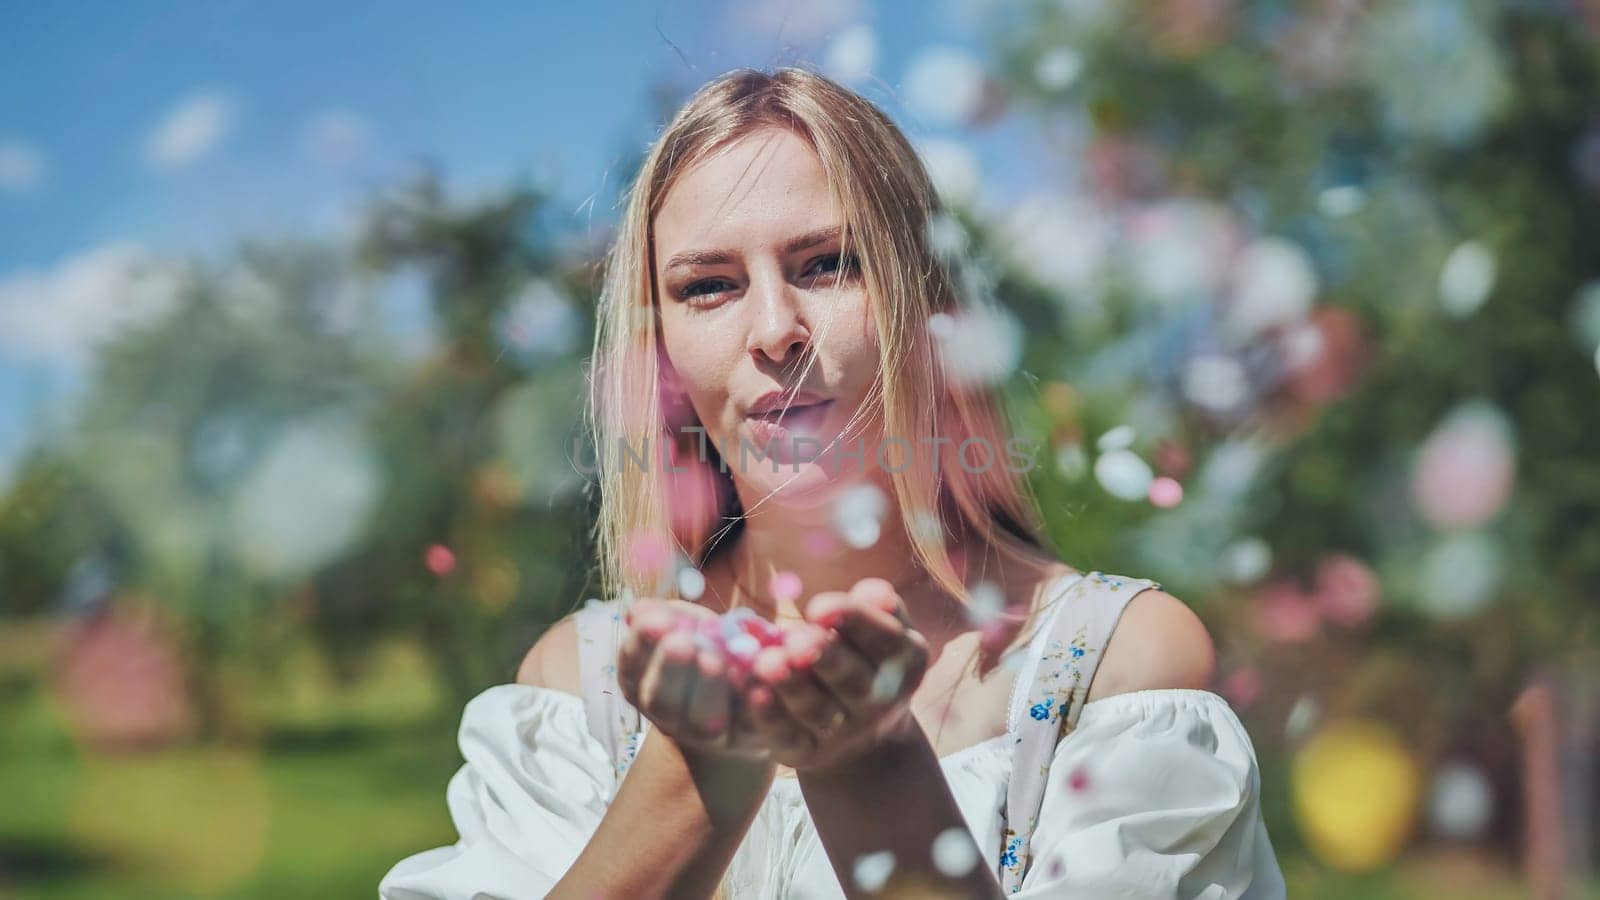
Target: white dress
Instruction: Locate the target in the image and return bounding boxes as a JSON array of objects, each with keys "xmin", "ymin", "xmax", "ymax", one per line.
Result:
[{"xmin": 380, "ymin": 572, "xmax": 1287, "ymax": 899}]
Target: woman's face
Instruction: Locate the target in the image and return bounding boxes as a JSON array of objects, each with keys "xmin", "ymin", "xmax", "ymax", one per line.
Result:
[{"xmin": 653, "ymin": 126, "xmax": 881, "ymax": 505}]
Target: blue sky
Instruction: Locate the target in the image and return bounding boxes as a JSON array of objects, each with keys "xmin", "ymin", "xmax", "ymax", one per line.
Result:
[{"xmin": 0, "ymin": 0, "xmax": 1064, "ymax": 484}]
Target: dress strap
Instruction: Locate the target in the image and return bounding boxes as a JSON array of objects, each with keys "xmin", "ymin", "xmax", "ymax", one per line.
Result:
[
  {"xmin": 572, "ymin": 598, "xmax": 645, "ymax": 787},
  {"xmin": 997, "ymin": 570, "xmax": 1164, "ymax": 893}
]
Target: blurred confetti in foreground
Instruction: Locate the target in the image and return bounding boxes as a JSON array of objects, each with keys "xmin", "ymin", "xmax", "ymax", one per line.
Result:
[
  {"xmin": 1410, "ymin": 400, "xmax": 1516, "ymax": 531},
  {"xmin": 1427, "ymin": 759, "xmax": 1495, "ymax": 841},
  {"xmin": 833, "ymin": 482, "xmax": 888, "ymax": 549},
  {"xmin": 852, "ymin": 849, "xmax": 896, "ymax": 891}
]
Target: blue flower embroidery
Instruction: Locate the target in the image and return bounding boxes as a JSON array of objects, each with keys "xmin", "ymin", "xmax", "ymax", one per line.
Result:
[
  {"xmin": 999, "ymin": 835, "xmax": 1022, "ymax": 868},
  {"xmin": 1029, "ymin": 697, "xmax": 1054, "ymax": 721},
  {"xmin": 1070, "ymin": 645, "xmax": 1086, "ymax": 659}
]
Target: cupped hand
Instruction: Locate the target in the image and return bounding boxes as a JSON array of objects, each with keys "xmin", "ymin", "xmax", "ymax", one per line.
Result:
[
  {"xmin": 742, "ymin": 577, "xmax": 930, "ymax": 773},
  {"xmin": 617, "ymin": 597, "xmax": 771, "ymax": 760}
]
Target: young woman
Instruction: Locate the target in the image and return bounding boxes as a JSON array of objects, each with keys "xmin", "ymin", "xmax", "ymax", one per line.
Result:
[{"xmin": 381, "ymin": 67, "xmax": 1285, "ymax": 899}]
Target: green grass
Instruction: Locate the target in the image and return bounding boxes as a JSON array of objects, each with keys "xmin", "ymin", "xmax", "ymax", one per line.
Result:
[{"xmin": 0, "ymin": 628, "xmax": 463, "ymax": 899}]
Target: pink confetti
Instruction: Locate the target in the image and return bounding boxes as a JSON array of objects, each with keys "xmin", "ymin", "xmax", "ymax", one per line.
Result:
[
  {"xmin": 425, "ymin": 543, "xmax": 456, "ymax": 576},
  {"xmin": 1312, "ymin": 553, "xmax": 1380, "ymax": 629},
  {"xmin": 624, "ymin": 530, "xmax": 671, "ymax": 578},
  {"xmin": 1250, "ymin": 578, "xmax": 1321, "ymax": 643},
  {"xmin": 1148, "ymin": 476, "xmax": 1184, "ymax": 508},
  {"xmin": 769, "ymin": 570, "xmax": 803, "ymax": 604}
]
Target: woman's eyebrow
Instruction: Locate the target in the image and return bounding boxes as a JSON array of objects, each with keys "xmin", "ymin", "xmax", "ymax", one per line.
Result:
[{"xmin": 662, "ymin": 225, "xmax": 842, "ymax": 274}]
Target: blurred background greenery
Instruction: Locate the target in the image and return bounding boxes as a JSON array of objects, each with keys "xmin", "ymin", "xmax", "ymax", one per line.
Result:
[{"xmin": 1, "ymin": 1, "xmax": 1598, "ymax": 897}]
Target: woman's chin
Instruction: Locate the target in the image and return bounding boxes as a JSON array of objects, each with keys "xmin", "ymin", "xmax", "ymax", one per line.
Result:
[{"xmin": 742, "ymin": 461, "xmax": 839, "ymax": 506}]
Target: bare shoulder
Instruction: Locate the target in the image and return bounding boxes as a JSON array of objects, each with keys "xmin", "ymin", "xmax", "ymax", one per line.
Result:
[
  {"xmin": 1086, "ymin": 587, "xmax": 1217, "ymax": 703},
  {"xmin": 515, "ymin": 613, "xmax": 584, "ymax": 699}
]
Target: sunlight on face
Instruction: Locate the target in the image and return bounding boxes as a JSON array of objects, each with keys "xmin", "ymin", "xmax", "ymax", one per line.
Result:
[{"xmin": 653, "ymin": 126, "xmax": 881, "ymax": 505}]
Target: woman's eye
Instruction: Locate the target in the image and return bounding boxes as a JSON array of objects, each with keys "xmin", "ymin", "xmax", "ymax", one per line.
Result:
[
  {"xmin": 679, "ymin": 279, "xmax": 732, "ymax": 305},
  {"xmin": 805, "ymin": 252, "xmax": 859, "ymax": 284}
]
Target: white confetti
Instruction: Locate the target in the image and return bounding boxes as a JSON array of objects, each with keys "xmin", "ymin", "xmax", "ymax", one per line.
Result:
[
  {"xmin": 1285, "ymin": 694, "xmax": 1321, "ymax": 742},
  {"xmin": 834, "ymin": 483, "xmax": 889, "ymax": 550},
  {"xmin": 869, "ymin": 658, "xmax": 906, "ymax": 703},
  {"xmin": 1418, "ymin": 531, "xmax": 1502, "ymax": 619},
  {"xmin": 932, "ymin": 826, "xmax": 980, "ymax": 876},
  {"xmin": 903, "ymin": 47, "xmax": 987, "ymax": 127},
  {"xmin": 676, "ymin": 566, "xmax": 706, "ymax": 601},
  {"xmin": 1093, "ymin": 449, "xmax": 1153, "ymax": 501},
  {"xmin": 1439, "ymin": 241, "xmax": 1496, "ymax": 317},
  {"xmin": 966, "ymin": 580, "xmax": 1005, "ymax": 627},
  {"xmin": 928, "ymin": 305, "xmax": 1022, "ymax": 387},
  {"xmin": 852, "ymin": 850, "xmax": 896, "ymax": 892},
  {"xmin": 1096, "ymin": 424, "xmax": 1136, "ymax": 452},
  {"xmin": 1223, "ymin": 238, "xmax": 1317, "ymax": 344},
  {"xmin": 1219, "ymin": 537, "xmax": 1272, "ymax": 585},
  {"xmin": 822, "ymin": 23, "xmax": 876, "ymax": 83},
  {"xmin": 1183, "ymin": 354, "xmax": 1250, "ymax": 413},
  {"xmin": 1428, "ymin": 760, "xmax": 1494, "ymax": 840},
  {"xmin": 1034, "ymin": 48, "xmax": 1083, "ymax": 90}
]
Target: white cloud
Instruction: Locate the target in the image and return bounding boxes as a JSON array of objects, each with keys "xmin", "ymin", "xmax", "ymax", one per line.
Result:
[
  {"xmin": 145, "ymin": 88, "xmax": 236, "ymax": 170},
  {"xmin": 302, "ymin": 109, "xmax": 369, "ymax": 168},
  {"xmin": 0, "ymin": 140, "xmax": 48, "ymax": 191},
  {"xmin": 0, "ymin": 243, "xmax": 186, "ymax": 368}
]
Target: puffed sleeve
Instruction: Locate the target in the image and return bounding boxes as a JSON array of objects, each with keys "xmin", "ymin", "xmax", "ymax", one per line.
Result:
[
  {"xmin": 378, "ymin": 684, "xmax": 617, "ymax": 899},
  {"xmin": 1013, "ymin": 689, "xmax": 1287, "ymax": 899}
]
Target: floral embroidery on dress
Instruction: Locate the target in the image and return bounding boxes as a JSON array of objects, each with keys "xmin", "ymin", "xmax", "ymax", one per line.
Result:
[
  {"xmin": 998, "ymin": 825, "xmax": 1026, "ymax": 878},
  {"xmin": 999, "ymin": 571, "xmax": 1164, "ymax": 893},
  {"xmin": 616, "ymin": 727, "xmax": 643, "ymax": 779}
]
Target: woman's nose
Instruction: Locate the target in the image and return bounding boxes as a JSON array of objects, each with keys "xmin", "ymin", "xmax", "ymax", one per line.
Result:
[{"xmin": 746, "ymin": 275, "xmax": 811, "ymax": 365}]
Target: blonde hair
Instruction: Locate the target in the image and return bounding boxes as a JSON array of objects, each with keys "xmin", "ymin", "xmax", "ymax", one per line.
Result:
[{"xmin": 585, "ymin": 64, "xmax": 1053, "ymax": 623}]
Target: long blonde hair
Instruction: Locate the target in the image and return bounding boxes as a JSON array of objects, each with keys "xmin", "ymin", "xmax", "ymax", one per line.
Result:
[{"xmin": 586, "ymin": 64, "xmax": 1052, "ymax": 621}]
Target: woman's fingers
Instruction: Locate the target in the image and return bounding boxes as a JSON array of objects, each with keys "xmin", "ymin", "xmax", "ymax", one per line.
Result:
[
  {"xmin": 806, "ymin": 588, "xmax": 906, "ymax": 663},
  {"xmin": 753, "ymin": 636, "xmax": 852, "ymax": 742},
  {"xmin": 683, "ymin": 643, "xmax": 733, "ymax": 739},
  {"xmin": 797, "ymin": 623, "xmax": 878, "ymax": 713},
  {"xmin": 638, "ymin": 628, "xmax": 698, "ymax": 732},
  {"xmin": 744, "ymin": 681, "xmax": 814, "ymax": 753}
]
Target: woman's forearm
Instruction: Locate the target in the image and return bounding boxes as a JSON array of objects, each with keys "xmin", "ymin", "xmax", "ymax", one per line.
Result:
[
  {"xmin": 549, "ymin": 729, "xmax": 774, "ymax": 899},
  {"xmin": 798, "ymin": 717, "xmax": 1003, "ymax": 899}
]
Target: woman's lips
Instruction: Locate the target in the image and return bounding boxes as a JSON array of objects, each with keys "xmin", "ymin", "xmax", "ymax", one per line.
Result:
[{"xmin": 743, "ymin": 399, "xmax": 835, "ymax": 448}]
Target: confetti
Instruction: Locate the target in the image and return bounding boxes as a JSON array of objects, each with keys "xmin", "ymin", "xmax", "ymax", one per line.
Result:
[
  {"xmin": 833, "ymin": 483, "xmax": 888, "ymax": 549},
  {"xmin": 425, "ymin": 543, "xmax": 456, "ymax": 576},
  {"xmin": 1094, "ymin": 449, "xmax": 1153, "ymax": 501},
  {"xmin": 769, "ymin": 570, "xmax": 803, "ymax": 604},
  {"xmin": 1438, "ymin": 240, "xmax": 1497, "ymax": 317},
  {"xmin": 852, "ymin": 849, "xmax": 896, "ymax": 892},
  {"xmin": 676, "ymin": 566, "xmax": 707, "ymax": 601},
  {"xmin": 965, "ymin": 580, "xmax": 1005, "ymax": 628},
  {"xmin": 931, "ymin": 827, "xmax": 979, "ymax": 876},
  {"xmin": 1427, "ymin": 760, "xmax": 1494, "ymax": 840},
  {"xmin": 624, "ymin": 531, "xmax": 673, "ymax": 579},
  {"xmin": 1285, "ymin": 694, "xmax": 1321, "ymax": 742},
  {"xmin": 1147, "ymin": 476, "xmax": 1184, "ymax": 508},
  {"xmin": 869, "ymin": 657, "xmax": 907, "ymax": 703}
]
